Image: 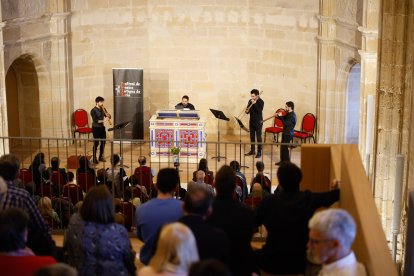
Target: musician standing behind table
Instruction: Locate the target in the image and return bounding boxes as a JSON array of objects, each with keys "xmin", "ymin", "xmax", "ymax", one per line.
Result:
[
  {"xmin": 275, "ymin": 101, "xmax": 296, "ymax": 165},
  {"xmin": 245, "ymin": 89, "xmax": 264, "ymax": 158},
  {"xmin": 90, "ymin": 96, "xmax": 110, "ymax": 164},
  {"xmin": 175, "ymin": 95, "xmax": 195, "ymax": 110}
]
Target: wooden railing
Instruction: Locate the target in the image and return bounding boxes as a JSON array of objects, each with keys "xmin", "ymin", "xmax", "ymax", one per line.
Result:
[{"xmin": 301, "ymin": 144, "xmax": 397, "ymax": 276}]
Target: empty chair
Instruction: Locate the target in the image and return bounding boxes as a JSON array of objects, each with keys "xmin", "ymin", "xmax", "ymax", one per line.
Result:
[
  {"xmin": 294, "ymin": 113, "xmax": 316, "ymax": 143},
  {"xmin": 264, "ymin": 108, "xmax": 286, "ymax": 143},
  {"xmin": 73, "ymin": 109, "xmax": 93, "ymax": 143}
]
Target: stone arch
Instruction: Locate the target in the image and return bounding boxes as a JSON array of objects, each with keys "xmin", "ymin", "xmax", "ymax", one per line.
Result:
[
  {"xmin": 333, "ymin": 58, "xmax": 359, "ymax": 143},
  {"xmin": 5, "ymin": 53, "xmax": 51, "ymax": 144}
]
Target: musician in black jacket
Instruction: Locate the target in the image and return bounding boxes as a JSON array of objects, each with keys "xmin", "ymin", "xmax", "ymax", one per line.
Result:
[
  {"xmin": 245, "ymin": 89, "xmax": 264, "ymax": 158},
  {"xmin": 90, "ymin": 96, "xmax": 110, "ymax": 164},
  {"xmin": 275, "ymin": 101, "xmax": 296, "ymax": 165}
]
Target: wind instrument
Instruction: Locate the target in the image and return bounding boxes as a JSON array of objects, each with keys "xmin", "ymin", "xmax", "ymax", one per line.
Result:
[{"xmin": 237, "ymin": 90, "xmax": 264, "ymax": 118}]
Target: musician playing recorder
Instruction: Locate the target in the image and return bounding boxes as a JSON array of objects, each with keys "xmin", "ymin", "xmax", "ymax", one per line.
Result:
[
  {"xmin": 275, "ymin": 101, "xmax": 296, "ymax": 165},
  {"xmin": 91, "ymin": 96, "xmax": 111, "ymax": 164},
  {"xmin": 245, "ymin": 89, "xmax": 264, "ymax": 158}
]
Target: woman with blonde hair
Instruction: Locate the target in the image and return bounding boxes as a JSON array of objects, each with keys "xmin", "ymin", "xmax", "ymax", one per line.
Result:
[
  {"xmin": 38, "ymin": 196, "xmax": 60, "ymax": 224},
  {"xmin": 140, "ymin": 222, "xmax": 199, "ymax": 276}
]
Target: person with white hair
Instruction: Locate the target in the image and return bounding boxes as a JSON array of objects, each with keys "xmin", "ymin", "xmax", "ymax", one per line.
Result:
[{"xmin": 307, "ymin": 208, "xmax": 367, "ymax": 276}]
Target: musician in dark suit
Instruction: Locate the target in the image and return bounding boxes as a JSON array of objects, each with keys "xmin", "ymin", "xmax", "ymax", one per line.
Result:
[
  {"xmin": 245, "ymin": 89, "xmax": 264, "ymax": 158},
  {"xmin": 275, "ymin": 101, "xmax": 296, "ymax": 165}
]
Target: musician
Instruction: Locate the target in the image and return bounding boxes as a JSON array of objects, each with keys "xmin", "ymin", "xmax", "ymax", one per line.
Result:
[
  {"xmin": 275, "ymin": 101, "xmax": 296, "ymax": 165},
  {"xmin": 175, "ymin": 95, "xmax": 195, "ymax": 110},
  {"xmin": 90, "ymin": 96, "xmax": 110, "ymax": 164},
  {"xmin": 245, "ymin": 89, "xmax": 264, "ymax": 158}
]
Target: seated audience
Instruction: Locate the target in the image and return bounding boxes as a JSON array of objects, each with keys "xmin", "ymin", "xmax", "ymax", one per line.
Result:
[
  {"xmin": 192, "ymin": 158, "xmax": 214, "ymax": 184},
  {"xmin": 51, "ymin": 197, "xmax": 75, "ymax": 229},
  {"xmin": 41, "ymin": 170, "xmax": 59, "ymax": 197},
  {"xmin": 256, "ymin": 161, "xmax": 340, "ymax": 275},
  {"xmin": 106, "ymin": 154, "xmax": 129, "ymax": 198},
  {"xmin": 47, "ymin": 157, "xmax": 68, "ymax": 183},
  {"xmin": 136, "ymin": 168, "xmax": 184, "ymax": 265},
  {"xmin": 251, "ymin": 173, "xmax": 271, "ymax": 194},
  {"xmin": 128, "ymin": 174, "xmax": 149, "ymax": 202},
  {"xmin": 134, "ymin": 156, "xmax": 156, "ymax": 198},
  {"xmin": 307, "ymin": 208, "xmax": 367, "ymax": 276},
  {"xmin": 29, "ymin": 153, "xmax": 46, "ymax": 191},
  {"xmin": 187, "ymin": 170, "xmax": 215, "ymax": 196},
  {"xmin": 67, "ymin": 172, "xmax": 75, "ymax": 185},
  {"xmin": 179, "ymin": 187, "xmax": 229, "ymax": 263},
  {"xmin": 38, "ymin": 196, "xmax": 60, "ymax": 225},
  {"xmin": 135, "ymin": 155, "xmax": 156, "ymax": 177},
  {"xmin": 207, "ymin": 165, "xmax": 256, "ymax": 276},
  {"xmin": 139, "ymin": 222, "xmax": 199, "ymax": 276},
  {"xmin": 63, "ymin": 185, "xmax": 136, "ymax": 275},
  {"xmin": 0, "ymin": 154, "xmax": 55, "ymax": 256},
  {"xmin": 229, "ymin": 160, "xmax": 248, "ymax": 201},
  {"xmin": 189, "ymin": 259, "xmax": 231, "ymax": 276},
  {"xmin": 76, "ymin": 156, "xmax": 95, "ymax": 175},
  {"xmin": 0, "ymin": 208, "xmax": 57, "ymax": 276},
  {"xmin": 244, "ymin": 182, "xmax": 269, "ymax": 210}
]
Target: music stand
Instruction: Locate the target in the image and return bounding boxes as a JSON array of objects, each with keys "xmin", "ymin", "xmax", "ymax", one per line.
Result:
[
  {"xmin": 108, "ymin": 121, "xmax": 131, "ymax": 157},
  {"xmin": 209, "ymin": 108, "xmax": 230, "ymax": 162},
  {"xmin": 234, "ymin": 117, "xmax": 249, "ymax": 168}
]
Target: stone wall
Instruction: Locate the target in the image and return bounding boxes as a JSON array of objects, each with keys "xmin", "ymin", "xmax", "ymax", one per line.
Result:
[{"xmin": 69, "ymin": 0, "xmax": 319, "ymax": 137}]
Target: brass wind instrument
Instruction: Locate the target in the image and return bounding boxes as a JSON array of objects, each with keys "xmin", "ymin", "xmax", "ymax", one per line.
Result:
[
  {"xmin": 261, "ymin": 109, "xmax": 286, "ymax": 123},
  {"xmin": 102, "ymin": 105, "xmax": 112, "ymax": 125},
  {"xmin": 244, "ymin": 90, "xmax": 263, "ymax": 114}
]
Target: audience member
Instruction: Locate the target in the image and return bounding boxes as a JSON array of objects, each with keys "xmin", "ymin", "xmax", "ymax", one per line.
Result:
[
  {"xmin": 192, "ymin": 158, "xmax": 214, "ymax": 184},
  {"xmin": 256, "ymin": 161, "xmax": 340, "ymax": 275},
  {"xmin": 0, "ymin": 208, "xmax": 57, "ymax": 276},
  {"xmin": 106, "ymin": 154, "xmax": 128, "ymax": 197},
  {"xmin": 134, "ymin": 156, "xmax": 156, "ymax": 197},
  {"xmin": 207, "ymin": 165, "xmax": 256, "ymax": 276},
  {"xmin": 51, "ymin": 197, "xmax": 75, "ymax": 229},
  {"xmin": 229, "ymin": 160, "xmax": 248, "ymax": 201},
  {"xmin": 244, "ymin": 182, "xmax": 269, "ymax": 210},
  {"xmin": 0, "ymin": 154, "xmax": 55, "ymax": 256},
  {"xmin": 128, "ymin": 174, "xmax": 149, "ymax": 202},
  {"xmin": 47, "ymin": 157, "xmax": 68, "ymax": 183},
  {"xmin": 76, "ymin": 156, "xmax": 95, "ymax": 175},
  {"xmin": 38, "ymin": 196, "xmax": 60, "ymax": 225},
  {"xmin": 63, "ymin": 185, "xmax": 136, "ymax": 275},
  {"xmin": 41, "ymin": 170, "xmax": 59, "ymax": 197},
  {"xmin": 307, "ymin": 208, "xmax": 366, "ymax": 276},
  {"xmin": 250, "ymin": 161, "xmax": 271, "ymax": 193},
  {"xmin": 136, "ymin": 168, "xmax": 184, "ymax": 265},
  {"xmin": 189, "ymin": 259, "xmax": 232, "ymax": 276},
  {"xmin": 29, "ymin": 152, "xmax": 46, "ymax": 190},
  {"xmin": 139, "ymin": 222, "xmax": 199, "ymax": 276},
  {"xmin": 67, "ymin": 172, "xmax": 75, "ymax": 184},
  {"xmin": 34, "ymin": 263, "xmax": 78, "ymax": 276},
  {"xmin": 187, "ymin": 170, "xmax": 215, "ymax": 196},
  {"xmin": 179, "ymin": 187, "xmax": 229, "ymax": 263}
]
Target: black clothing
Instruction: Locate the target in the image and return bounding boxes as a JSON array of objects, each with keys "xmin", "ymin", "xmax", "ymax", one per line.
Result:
[
  {"xmin": 175, "ymin": 102, "xmax": 195, "ymax": 110},
  {"xmin": 256, "ymin": 189, "xmax": 340, "ymax": 274},
  {"xmin": 90, "ymin": 106, "xmax": 107, "ymax": 161},
  {"xmin": 207, "ymin": 196, "xmax": 256, "ymax": 276},
  {"xmin": 278, "ymin": 111, "xmax": 296, "ymax": 162},
  {"xmin": 179, "ymin": 215, "xmax": 230, "ymax": 265},
  {"xmin": 47, "ymin": 167, "xmax": 68, "ymax": 182},
  {"xmin": 246, "ymin": 98, "xmax": 264, "ymax": 153}
]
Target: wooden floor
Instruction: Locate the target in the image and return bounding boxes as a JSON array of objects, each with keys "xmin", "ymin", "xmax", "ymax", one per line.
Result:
[{"xmin": 6, "ymin": 134, "xmax": 302, "ymax": 189}]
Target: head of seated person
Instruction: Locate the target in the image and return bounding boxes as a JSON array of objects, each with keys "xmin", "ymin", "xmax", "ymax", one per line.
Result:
[
  {"xmin": 255, "ymin": 161, "xmax": 265, "ymax": 173},
  {"xmin": 195, "ymin": 170, "xmax": 206, "ymax": 183},
  {"xmin": 81, "ymin": 185, "xmax": 114, "ymax": 224},
  {"xmin": 215, "ymin": 165, "xmax": 236, "ymax": 199},
  {"xmin": 138, "ymin": 156, "xmax": 148, "ymax": 166},
  {"xmin": 183, "ymin": 187, "xmax": 213, "ymax": 218},
  {"xmin": 50, "ymin": 157, "xmax": 60, "ymax": 171},
  {"xmin": 251, "ymin": 183, "xmax": 263, "ymax": 197},
  {"xmin": 277, "ymin": 161, "xmax": 302, "ymax": 193},
  {"xmin": 0, "ymin": 208, "xmax": 31, "ymax": 255},
  {"xmin": 78, "ymin": 156, "xmax": 91, "ymax": 170},
  {"xmin": 155, "ymin": 168, "xmax": 179, "ymax": 196}
]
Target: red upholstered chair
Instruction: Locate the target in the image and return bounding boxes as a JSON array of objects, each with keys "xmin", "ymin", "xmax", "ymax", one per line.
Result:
[
  {"xmin": 77, "ymin": 172, "xmax": 95, "ymax": 192},
  {"xmin": 19, "ymin": 169, "xmax": 33, "ymax": 185},
  {"xmin": 133, "ymin": 166, "xmax": 154, "ymax": 198},
  {"xmin": 40, "ymin": 184, "xmax": 53, "ymax": 198},
  {"xmin": 121, "ymin": 201, "xmax": 136, "ymax": 232},
  {"xmin": 73, "ymin": 109, "xmax": 93, "ymax": 143},
  {"xmin": 62, "ymin": 184, "xmax": 83, "ymax": 204},
  {"xmin": 51, "ymin": 171, "xmax": 66, "ymax": 190},
  {"xmin": 294, "ymin": 113, "xmax": 316, "ymax": 143},
  {"xmin": 264, "ymin": 108, "xmax": 286, "ymax": 143}
]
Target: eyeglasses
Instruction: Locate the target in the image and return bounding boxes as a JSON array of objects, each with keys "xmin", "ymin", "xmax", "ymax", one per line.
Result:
[{"xmin": 308, "ymin": 238, "xmax": 333, "ymax": 246}]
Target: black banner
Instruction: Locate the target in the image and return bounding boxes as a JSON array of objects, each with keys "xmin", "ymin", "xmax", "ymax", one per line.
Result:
[{"xmin": 112, "ymin": 68, "xmax": 144, "ymax": 139}]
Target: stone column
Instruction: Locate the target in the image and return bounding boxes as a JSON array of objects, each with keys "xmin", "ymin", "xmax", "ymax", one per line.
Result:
[{"xmin": 316, "ymin": 0, "xmax": 336, "ymax": 143}]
